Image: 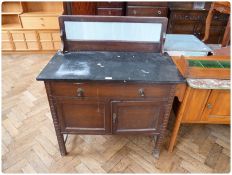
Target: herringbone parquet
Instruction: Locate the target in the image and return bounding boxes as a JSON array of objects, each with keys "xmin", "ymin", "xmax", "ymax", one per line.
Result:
[{"xmin": 2, "ymin": 53, "xmax": 230, "ymax": 173}]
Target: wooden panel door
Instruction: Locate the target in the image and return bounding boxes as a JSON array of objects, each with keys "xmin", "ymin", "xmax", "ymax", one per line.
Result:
[
  {"xmin": 111, "ymin": 100, "xmax": 165, "ymax": 134},
  {"xmin": 202, "ymin": 90, "xmax": 230, "ymax": 123},
  {"xmin": 56, "ymin": 98, "xmax": 109, "ymax": 134}
]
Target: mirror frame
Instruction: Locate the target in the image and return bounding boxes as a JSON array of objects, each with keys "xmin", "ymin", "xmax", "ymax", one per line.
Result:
[{"xmin": 59, "ymin": 15, "xmax": 168, "ymax": 53}]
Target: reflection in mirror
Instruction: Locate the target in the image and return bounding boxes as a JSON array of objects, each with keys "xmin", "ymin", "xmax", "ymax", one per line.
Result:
[{"xmin": 64, "ymin": 21, "xmax": 162, "ymax": 42}]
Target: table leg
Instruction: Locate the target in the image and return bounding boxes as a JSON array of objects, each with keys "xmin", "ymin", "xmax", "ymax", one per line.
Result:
[
  {"xmin": 45, "ymin": 82, "xmax": 67, "ymax": 156},
  {"xmin": 168, "ymin": 87, "xmax": 190, "ymax": 153}
]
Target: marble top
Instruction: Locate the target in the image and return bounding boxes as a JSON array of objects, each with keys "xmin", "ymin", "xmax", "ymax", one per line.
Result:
[
  {"xmin": 164, "ymin": 34, "xmax": 212, "ymax": 56},
  {"xmin": 187, "ymin": 78, "xmax": 230, "ymax": 89},
  {"xmin": 36, "ymin": 51, "xmax": 185, "ymax": 83}
]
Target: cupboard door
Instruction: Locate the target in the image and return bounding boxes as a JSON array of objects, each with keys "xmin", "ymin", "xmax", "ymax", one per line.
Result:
[
  {"xmin": 111, "ymin": 100, "xmax": 165, "ymax": 134},
  {"xmin": 56, "ymin": 98, "xmax": 109, "ymax": 134},
  {"xmin": 202, "ymin": 90, "xmax": 230, "ymax": 123}
]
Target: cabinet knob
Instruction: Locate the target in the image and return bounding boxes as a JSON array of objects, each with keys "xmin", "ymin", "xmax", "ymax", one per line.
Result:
[
  {"xmin": 157, "ymin": 10, "xmax": 161, "ymax": 15},
  {"xmin": 133, "ymin": 10, "xmax": 137, "ymax": 15},
  {"xmin": 207, "ymin": 103, "xmax": 212, "ymax": 109},
  {"xmin": 138, "ymin": 88, "xmax": 145, "ymax": 97},
  {"xmin": 77, "ymin": 88, "xmax": 84, "ymax": 97}
]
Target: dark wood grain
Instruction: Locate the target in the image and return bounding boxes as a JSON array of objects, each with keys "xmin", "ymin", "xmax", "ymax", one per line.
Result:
[
  {"xmin": 70, "ymin": 2, "xmax": 96, "ymax": 15},
  {"xmin": 45, "ymin": 80, "xmax": 177, "ymax": 158}
]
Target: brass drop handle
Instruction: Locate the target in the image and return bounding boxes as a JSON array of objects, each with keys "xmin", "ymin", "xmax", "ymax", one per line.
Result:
[
  {"xmin": 77, "ymin": 88, "xmax": 84, "ymax": 97},
  {"xmin": 138, "ymin": 88, "xmax": 145, "ymax": 97},
  {"xmin": 113, "ymin": 113, "xmax": 117, "ymax": 124},
  {"xmin": 207, "ymin": 103, "xmax": 212, "ymax": 109},
  {"xmin": 133, "ymin": 9, "xmax": 137, "ymax": 15}
]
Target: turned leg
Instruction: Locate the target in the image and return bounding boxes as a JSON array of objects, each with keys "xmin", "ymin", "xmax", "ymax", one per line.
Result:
[
  {"xmin": 153, "ymin": 85, "xmax": 176, "ymax": 159},
  {"xmin": 153, "ymin": 135, "xmax": 161, "ymax": 159},
  {"xmin": 45, "ymin": 82, "xmax": 67, "ymax": 156},
  {"xmin": 55, "ymin": 132, "xmax": 67, "ymax": 156}
]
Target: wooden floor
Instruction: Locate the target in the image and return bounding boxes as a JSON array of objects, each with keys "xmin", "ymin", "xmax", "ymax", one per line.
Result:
[{"xmin": 2, "ymin": 53, "xmax": 230, "ymax": 173}]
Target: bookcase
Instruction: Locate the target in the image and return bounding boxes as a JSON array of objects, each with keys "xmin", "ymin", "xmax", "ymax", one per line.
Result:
[{"xmin": 2, "ymin": 1, "xmax": 63, "ymax": 52}]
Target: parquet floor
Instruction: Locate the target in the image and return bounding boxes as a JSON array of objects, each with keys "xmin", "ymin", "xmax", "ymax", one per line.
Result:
[{"xmin": 2, "ymin": 53, "xmax": 230, "ymax": 173}]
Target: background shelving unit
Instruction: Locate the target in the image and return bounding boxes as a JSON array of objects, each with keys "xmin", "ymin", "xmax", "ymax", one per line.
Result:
[{"xmin": 2, "ymin": 1, "xmax": 63, "ymax": 52}]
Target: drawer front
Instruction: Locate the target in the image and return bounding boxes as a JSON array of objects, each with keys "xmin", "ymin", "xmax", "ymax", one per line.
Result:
[
  {"xmin": 27, "ymin": 41, "xmax": 40, "ymax": 50},
  {"xmin": 24, "ymin": 32, "xmax": 38, "ymax": 41},
  {"xmin": 2, "ymin": 41, "xmax": 13, "ymax": 50},
  {"xmin": 21, "ymin": 16, "xmax": 59, "ymax": 29},
  {"xmin": 97, "ymin": 8, "xmax": 123, "ymax": 16},
  {"xmin": 127, "ymin": 7, "xmax": 167, "ymax": 17},
  {"xmin": 2, "ymin": 31, "xmax": 10, "ymax": 41},
  {"xmin": 50, "ymin": 82, "xmax": 171, "ymax": 98},
  {"xmin": 127, "ymin": 2, "xmax": 167, "ymax": 6},
  {"xmin": 97, "ymin": 2, "xmax": 124, "ymax": 8},
  {"xmin": 170, "ymin": 11, "xmax": 207, "ymax": 21}
]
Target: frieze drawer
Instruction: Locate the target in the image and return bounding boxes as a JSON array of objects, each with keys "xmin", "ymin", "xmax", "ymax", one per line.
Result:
[
  {"xmin": 49, "ymin": 82, "xmax": 171, "ymax": 98},
  {"xmin": 97, "ymin": 8, "xmax": 123, "ymax": 16},
  {"xmin": 127, "ymin": 7, "xmax": 168, "ymax": 17}
]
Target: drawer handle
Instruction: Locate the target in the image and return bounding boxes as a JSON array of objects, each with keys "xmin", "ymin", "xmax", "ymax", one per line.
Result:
[
  {"xmin": 157, "ymin": 10, "xmax": 161, "ymax": 15},
  {"xmin": 40, "ymin": 18, "xmax": 44, "ymax": 20},
  {"xmin": 41, "ymin": 24, "xmax": 45, "ymax": 27},
  {"xmin": 138, "ymin": 88, "xmax": 145, "ymax": 97},
  {"xmin": 77, "ymin": 88, "xmax": 84, "ymax": 97},
  {"xmin": 133, "ymin": 9, "xmax": 137, "ymax": 15},
  {"xmin": 113, "ymin": 113, "xmax": 117, "ymax": 124},
  {"xmin": 207, "ymin": 103, "xmax": 212, "ymax": 109}
]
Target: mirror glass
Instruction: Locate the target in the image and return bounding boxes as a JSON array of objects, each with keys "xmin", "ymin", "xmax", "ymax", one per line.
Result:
[{"xmin": 64, "ymin": 21, "xmax": 162, "ymax": 42}]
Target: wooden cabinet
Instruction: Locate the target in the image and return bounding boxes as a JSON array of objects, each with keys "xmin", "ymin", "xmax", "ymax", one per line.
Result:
[
  {"xmin": 169, "ymin": 87, "xmax": 230, "ymax": 152},
  {"xmin": 2, "ymin": 1, "xmax": 63, "ymax": 52},
  {"xmin": 181, "ymin": 88, "xmax": 230, "ymax": 123},
  {"xmin": 168, "ymin": 9, "xmax": 229, "ymax": 43},
  {"xmin": 45, "ymin": 81, "xmax": 176, "ymax": 157}
]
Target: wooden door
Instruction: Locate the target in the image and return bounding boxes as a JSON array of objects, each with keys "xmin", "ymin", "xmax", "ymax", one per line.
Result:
[
  {"xmin": 202, "ymin": 90, "xmax": 230, "ymax": 123},
  {"xmin": 111, "ymin": 100, "xmax": 165, "ymax": 134},
  {"xmin": 56, "ymin": 98, "xmax": 109, "ymax": 134}
]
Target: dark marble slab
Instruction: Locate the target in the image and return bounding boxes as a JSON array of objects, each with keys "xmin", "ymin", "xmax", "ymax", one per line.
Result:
[{"xmin": 36, "ymin": 51, "xmax": 185, "ymax": 83}]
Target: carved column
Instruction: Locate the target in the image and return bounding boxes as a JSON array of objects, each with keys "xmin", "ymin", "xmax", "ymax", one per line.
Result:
[
  {"xmin": 153, "ymin": 85, "xmax": 176, "ymax": 158},
  {"xmin": 44, "ymin": 81, "xmax": 67, "ymax": 156}
]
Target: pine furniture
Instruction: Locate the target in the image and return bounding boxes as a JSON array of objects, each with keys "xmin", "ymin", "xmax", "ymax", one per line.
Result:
[
  {"xmin": 2, "ymin": 1, "xmax": 63, "ymax": 52},
  {"xmin": 168, "ymin": 56, "xmax": 230, "ymax": 153}
]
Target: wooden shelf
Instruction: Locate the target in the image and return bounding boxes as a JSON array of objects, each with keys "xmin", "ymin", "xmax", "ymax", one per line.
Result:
[
  {"xmin": 22, "ymin": 2, "xmax": 63, "ymax": 13},
  {"xmin": 2, "ymin": 23, "xmax": 22, "ymax": 29},
  {"xmin": 20, "ymin": 12, "xmax": 63, "ymax": 17},
  {"xmin": 2, "ymin": 1, "xmax": 63, "ymax": 52},
  {"xmin": 2, "ymin": 12, "xmax": 22, "ymax": 15}
]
